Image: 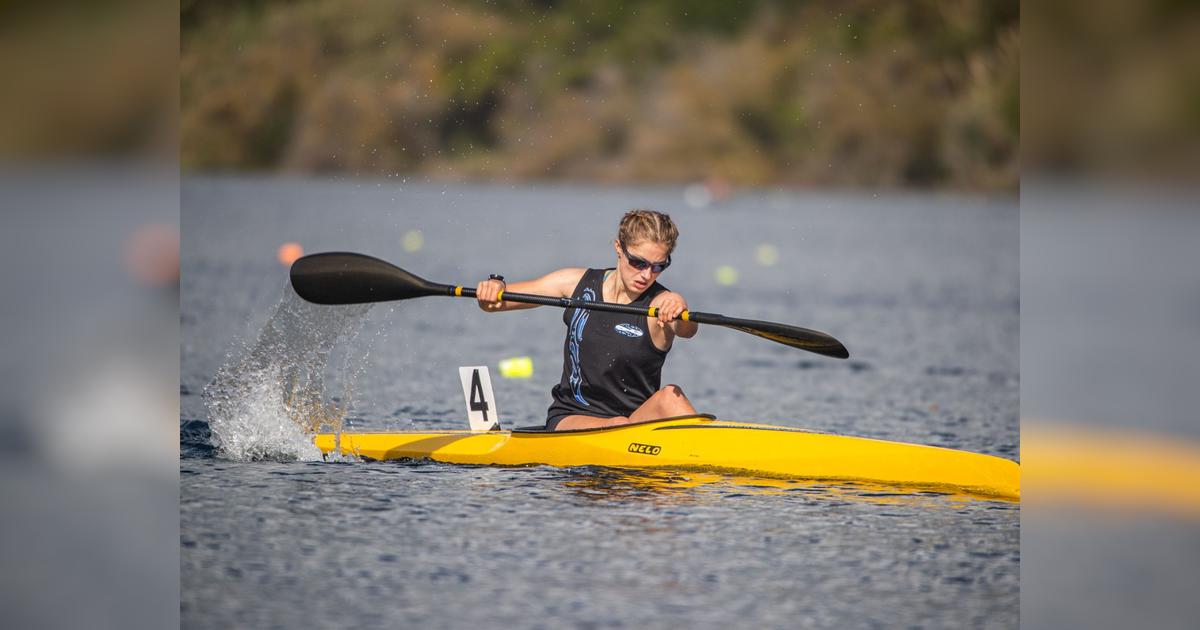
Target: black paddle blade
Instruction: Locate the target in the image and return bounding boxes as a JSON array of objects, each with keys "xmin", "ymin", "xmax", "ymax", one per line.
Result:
[
  {"xmin": 289, "ymin": 252, "xmax": 446, "ymax": 304},
  {"xmin": 723, "ymin": 320, "xmax": 849, "ymax": 358},
  {"xmin": 689, "ymin": 313, "xmax": 849, "ymax": 358}
]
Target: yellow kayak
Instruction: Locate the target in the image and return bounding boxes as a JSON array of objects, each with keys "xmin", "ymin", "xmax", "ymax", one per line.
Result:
[{"xmin": 314, "ymin": 414, "xmax": 1020, "ymax": 500}]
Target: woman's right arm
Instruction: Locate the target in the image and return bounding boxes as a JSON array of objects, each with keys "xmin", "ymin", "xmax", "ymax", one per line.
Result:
[{"xmin": 476, "ymin": 268, "xmax": 587, "ymax": 312}]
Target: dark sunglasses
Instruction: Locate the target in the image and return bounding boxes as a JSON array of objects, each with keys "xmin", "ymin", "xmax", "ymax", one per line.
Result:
[{"xmin": 620, "ymin": 240, "xmax": 671, "ymax": 273}]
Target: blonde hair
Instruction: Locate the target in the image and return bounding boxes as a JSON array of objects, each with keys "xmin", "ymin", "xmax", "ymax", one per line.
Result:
[{"xmin": 617, "ymin": 209, "xmax": 679, "ymax": 253}]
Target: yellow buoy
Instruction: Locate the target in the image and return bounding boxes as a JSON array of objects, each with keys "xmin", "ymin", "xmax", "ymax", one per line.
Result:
[
  {"xmin": 402, "ymin": 230, "xmax": 424, "ymax": 253},
  {"xmin": 714, "ymin": 265, "xmax": 739, "ymax": 286},
  {"xmin": 755, "ymin": 244, "xmax": 779, "ymax": 266},
  {"xmin": 498, "ymin": 356, "xmax": 533, "ymax": 379}
]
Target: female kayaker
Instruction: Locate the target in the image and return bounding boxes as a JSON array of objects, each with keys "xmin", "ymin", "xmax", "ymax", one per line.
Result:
[{"xmin": 475, "ymin": 209, "xmax": 698, "ymax": 430}]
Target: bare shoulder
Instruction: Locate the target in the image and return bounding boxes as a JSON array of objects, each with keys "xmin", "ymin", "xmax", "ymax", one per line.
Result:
[
  {"xmin": 508, "ymin": 267, "xmax": 587, "ymax": 298},
  {"xmin": 546, "ymin": 267, "xmax": 588, "ymax": 283},
  {"xmin": 540, "ymin": 267, "xmax": 588, "ymax": 297}
]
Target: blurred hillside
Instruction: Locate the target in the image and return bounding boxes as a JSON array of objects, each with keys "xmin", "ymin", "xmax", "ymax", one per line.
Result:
[{"xmin": 182, "ymin": 0, "xmax": 1018, "ymax": 190}]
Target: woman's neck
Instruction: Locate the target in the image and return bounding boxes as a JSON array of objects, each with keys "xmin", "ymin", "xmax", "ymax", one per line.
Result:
[{"xmin": 603, "ymin": 269, "xmax": 639, "ymax": 304}]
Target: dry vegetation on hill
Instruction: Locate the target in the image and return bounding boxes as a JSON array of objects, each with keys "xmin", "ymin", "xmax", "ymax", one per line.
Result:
[{"xmin": 182, "ymin": 0, "xmax": 1019, "ymax": 190}]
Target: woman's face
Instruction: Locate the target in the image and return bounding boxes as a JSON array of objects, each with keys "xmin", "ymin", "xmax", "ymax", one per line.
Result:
[{"xmin": 614, "ymin": 239, "xmax": 671, "ymax": 293}]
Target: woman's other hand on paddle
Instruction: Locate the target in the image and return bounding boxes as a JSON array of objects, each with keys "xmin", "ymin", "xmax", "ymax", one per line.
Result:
[
  {"xmin": 650, "ymin": 291, "xmax": 699, "ymax": 337},
  {"xmin": 651, "ymin": 291, "xmax": 686, "ymax": 324}
]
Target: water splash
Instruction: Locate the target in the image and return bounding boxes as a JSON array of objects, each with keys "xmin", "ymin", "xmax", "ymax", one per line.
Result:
[{"xmin": 203, "ymin": 287, "xmax": 373, "ymax": 461}]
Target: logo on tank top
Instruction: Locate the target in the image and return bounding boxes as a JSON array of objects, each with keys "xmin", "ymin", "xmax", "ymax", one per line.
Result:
[{"xmin": 613, "ymin": 323, "xmax": 644, "ymax": 338}]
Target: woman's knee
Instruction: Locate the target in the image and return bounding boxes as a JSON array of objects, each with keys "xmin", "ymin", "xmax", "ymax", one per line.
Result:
[{"xmin": 660, "ymin": 383, "xmax": 686, "ymax": 398}]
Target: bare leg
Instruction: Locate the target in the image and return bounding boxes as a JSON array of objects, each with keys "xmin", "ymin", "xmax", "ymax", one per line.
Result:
[
  {"xmin": 629, "ymin": 384, "xmax": 696, "ymax": 422},
  {"xmin": 552, "ymin": 414, "xmax": 630, "ymax": 430},
  {"xmin": 553, "ymin": 385, "xmax": 697, "ymax": 430}
]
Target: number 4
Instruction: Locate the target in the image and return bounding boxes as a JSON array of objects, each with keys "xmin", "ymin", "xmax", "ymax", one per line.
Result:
[{"xmin": 469, "ymin": 369, "xmax": 489, "ymax": 423}]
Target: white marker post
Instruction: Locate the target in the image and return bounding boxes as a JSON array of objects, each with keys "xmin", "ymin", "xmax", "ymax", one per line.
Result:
[{"xmin": 458, "ymin": 366, "xmax": 500, "ymax": 431}]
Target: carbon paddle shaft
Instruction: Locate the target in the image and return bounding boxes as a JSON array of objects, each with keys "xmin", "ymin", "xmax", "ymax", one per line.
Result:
[
  {"xmin": 453, "ymin": 286, "xmax": 850, "ymax": 358},
  {"xmin": 456, "ymin": 286, "xmax": 658, "ymax": 317}
]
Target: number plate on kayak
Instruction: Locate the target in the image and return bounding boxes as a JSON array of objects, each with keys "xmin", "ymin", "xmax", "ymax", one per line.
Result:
[{"xmin": 459, "ymin": 366, "xmax": 500, "ymax": 431}]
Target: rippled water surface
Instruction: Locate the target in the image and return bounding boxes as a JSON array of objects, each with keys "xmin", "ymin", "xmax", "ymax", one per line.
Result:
[{"xmin": 181, "ymin": 176, "xmax": 1019, "ymax": 628}]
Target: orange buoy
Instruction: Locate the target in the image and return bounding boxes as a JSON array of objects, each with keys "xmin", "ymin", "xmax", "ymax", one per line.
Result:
[{"xmin": 277, "ymin": 242, "xmax": 304, "ymax": 266}]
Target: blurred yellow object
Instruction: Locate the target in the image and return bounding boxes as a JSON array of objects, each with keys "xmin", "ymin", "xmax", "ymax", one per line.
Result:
[
  {"xmin": 755, "ymin": 244, "xmax": 780, "ymax": 266},
  {"xmin": 498, "ymin": 356, "xmax": 533, "ymax": 379},
  {"xmin": 1023, "ymin": 421, "xmax": 1200, "ymax": 519},
  {"xmin": 714, "ymin": 265, "xmax": 739, "ymax": 286},
  {"xmin": 402, "ymin": 230, "xmax": 424, "ymax": 253},
  {"xmin": 276, "ymin": 242, "xmax": 304, "ymax": 266}
]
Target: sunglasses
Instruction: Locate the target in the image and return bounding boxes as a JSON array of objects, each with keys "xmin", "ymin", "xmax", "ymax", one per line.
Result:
[{"xmin": 620, "ymin": 240, "xmax": 671, "ymax": 273}]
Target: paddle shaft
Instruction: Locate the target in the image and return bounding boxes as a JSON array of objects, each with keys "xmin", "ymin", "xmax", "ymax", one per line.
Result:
[
  {"xmin": 447, "ymin": 284, "xmax": 705, "ymax": 321},
  {"xmin": 456, "ymin": 285, "xmax": 847, "ymax": 357}
]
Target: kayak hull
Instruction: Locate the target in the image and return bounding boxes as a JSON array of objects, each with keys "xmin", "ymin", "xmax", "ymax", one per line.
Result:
[{"xmin": 314, "ymin": 415, "xmax": 1020, "ymax": 500}]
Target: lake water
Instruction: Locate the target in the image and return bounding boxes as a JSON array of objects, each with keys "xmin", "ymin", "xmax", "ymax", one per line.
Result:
[{"xmin": 181, "ymin": 176, "xmax": 1018, "ymax": 628}]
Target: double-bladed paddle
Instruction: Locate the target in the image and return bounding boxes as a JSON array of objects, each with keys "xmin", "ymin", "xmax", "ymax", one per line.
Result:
[{"xmin": 289, "ymin": 252, "xmax": 849, "ymax": 359}]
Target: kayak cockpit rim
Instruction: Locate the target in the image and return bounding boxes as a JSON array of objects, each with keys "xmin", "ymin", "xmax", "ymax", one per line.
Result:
[
  {"xmin": 513, "ymin": 414, "xmax": 835, "ymax": 436},
  {"xmin": 511, "ymin": 413, "xmax": 717, "ymax": 434}
]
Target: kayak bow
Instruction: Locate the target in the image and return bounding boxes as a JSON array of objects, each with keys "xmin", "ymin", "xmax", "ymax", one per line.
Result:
[{"xmin": 314, "ymin": 415, "xmax": 1020, "ymax": 500}]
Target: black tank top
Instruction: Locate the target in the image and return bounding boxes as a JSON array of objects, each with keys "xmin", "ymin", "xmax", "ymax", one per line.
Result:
[{"xmin": 546, "ymin": 268, "xmax": 670, "ymax": 423}]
